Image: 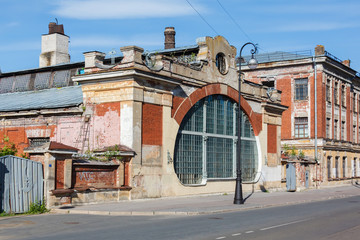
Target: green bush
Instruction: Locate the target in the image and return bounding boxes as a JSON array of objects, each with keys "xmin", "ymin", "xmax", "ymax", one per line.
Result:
[{"xmin": 28, "ymin": 201, "xmax": 48, "ymax": 214}]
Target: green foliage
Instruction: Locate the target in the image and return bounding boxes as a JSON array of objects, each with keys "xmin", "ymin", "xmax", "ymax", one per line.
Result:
[
  {"xmin": 290, "ymin": 145, "xmax": 297, "ymax": 157},
  {"xmin": 283, "ymin": 144, "xmax": 290, "ymax": 156},
  {"xmin": 0, "ymin": 136, "xmax": 17, "ymax": 157},
  {"xmin": 0, "ymin": 201, "xmax": 48, "ymax": 217},
  {"xmin": 298, "ymin": 150, "xmax": 305, "ymax": 159},
  {"xmin": 0, "ymin": 211, "xmax": 15, "ymax": 217},
  {"xmin": 28, "ymin": 201, "xmax": 48, "ymax": 215}
]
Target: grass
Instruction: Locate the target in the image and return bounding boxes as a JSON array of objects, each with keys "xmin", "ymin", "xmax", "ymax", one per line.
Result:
[{"xmin": 0, "ymin": 201, "xmax": 49, "ymax": 217}]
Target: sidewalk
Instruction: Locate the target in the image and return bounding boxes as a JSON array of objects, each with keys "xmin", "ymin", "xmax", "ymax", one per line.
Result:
[{"xmin": 52, "ymin": 185, "xmax": 360, "ymax": 216}]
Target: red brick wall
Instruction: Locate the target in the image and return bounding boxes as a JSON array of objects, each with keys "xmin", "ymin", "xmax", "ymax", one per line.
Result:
[
  {"xmin": 72, "ymin": 164, "xmax": 118, "ymax": 189},
  {"xmin": 267, "ymin": 124, "xmax": 277, "ymax": 153},
  {"xmin": 0, "ymin": 125, "xmax": 56, "ymax": 155},
  {"xmin": 276, "ymin": 76, "xmax": 292, "ymax": 139},
  {"xmin": 56, "ymin": 160, "xmax": 65, "ymax": 189},
  {"xmin": 95, "ymin": 102, "xmax": 120, "ymax": 117},
  {"xmin": 142, "ymin": 103, "xmax": 162, "ymax": 145}
]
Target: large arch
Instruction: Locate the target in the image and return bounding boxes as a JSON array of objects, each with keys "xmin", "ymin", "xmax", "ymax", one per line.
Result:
[{"xmin": 172, "ymin": 83, "xmax": 262, "ymax": 136}]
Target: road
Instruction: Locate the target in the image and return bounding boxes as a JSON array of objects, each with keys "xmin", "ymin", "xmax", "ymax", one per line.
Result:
[{"xmin": 1, "ymin": 195, "xmax": 359, "ymax": 240}]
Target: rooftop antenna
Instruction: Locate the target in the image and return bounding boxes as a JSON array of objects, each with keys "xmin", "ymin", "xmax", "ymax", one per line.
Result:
[{"xmin": 55, "ymin": 18, "xmax": 58, "ymax": 24}]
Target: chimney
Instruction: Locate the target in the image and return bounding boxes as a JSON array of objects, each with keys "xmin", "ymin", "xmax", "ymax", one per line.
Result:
[
  {"xmin": 164, "ymin": 27, "xmax": 176, "ymax": 49},
  {"xmin": 315, "ymin": 45, "xmax": 325, "ymax": 56},
  {"xmin": 48, "ymin": 22, "xmax": 64, "ymax": 35},
  {"xmin": 342, "ymin": 59, "xmax": 351, "ymax": 67},
  {"xmin": 39, "ymin": 22, "xmax": 70, "ymax": 68}
]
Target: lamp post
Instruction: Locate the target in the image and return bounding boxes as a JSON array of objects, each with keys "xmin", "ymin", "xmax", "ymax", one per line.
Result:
[{"xmin": 234, "ymin": 42, "xmax": 258, "ymax": 205}]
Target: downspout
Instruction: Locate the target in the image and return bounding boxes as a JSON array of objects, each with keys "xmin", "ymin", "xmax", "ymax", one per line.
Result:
[{"xmin": 313, "ymin": 56, "xmax": 318, "ymax": 188}]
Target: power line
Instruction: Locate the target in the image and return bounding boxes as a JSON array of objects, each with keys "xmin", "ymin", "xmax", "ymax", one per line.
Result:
[
  {"xmin": 216, "ymin": 0, "xmax": 253, "ymax": 43},
  {"xmin": 215, "ymin": 0, "xmax": 268, "ymax": 54},
  {"xmin": 185, "ymin": 0, "xmax": 220, "ymax": 36}
]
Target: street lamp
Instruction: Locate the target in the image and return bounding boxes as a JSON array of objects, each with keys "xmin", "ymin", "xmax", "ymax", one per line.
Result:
[{"xmin": 234, "ymin": 42, "xmax": 258, "ymax": 205}]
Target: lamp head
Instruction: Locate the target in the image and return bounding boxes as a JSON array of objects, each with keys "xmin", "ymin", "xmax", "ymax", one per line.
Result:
[{"xmin": 248, "ymin": 54, "xmax": 258, "ymax": 69}]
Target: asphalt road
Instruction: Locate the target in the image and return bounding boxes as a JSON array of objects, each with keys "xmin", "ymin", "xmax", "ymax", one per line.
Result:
[{"xmin": 1, "ymin": 195, "xmax": 359, "ymax": 240}]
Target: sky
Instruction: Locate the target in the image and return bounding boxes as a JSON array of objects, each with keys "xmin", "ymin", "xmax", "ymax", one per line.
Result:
[{"xmin": 0, "ymin": 0, "xmax": 360, "ymax": 73}]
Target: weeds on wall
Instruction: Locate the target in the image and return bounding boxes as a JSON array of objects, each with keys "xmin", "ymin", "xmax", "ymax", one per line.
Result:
[
  {"xmin": 282, "ymin": 144, "xmax": 305, "ymax": 160},
  {"xmin": 0, "ymin": 136, "xmax": 17, "ymax": 157}
]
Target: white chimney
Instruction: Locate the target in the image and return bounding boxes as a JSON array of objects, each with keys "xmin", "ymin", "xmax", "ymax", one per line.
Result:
[{"xmin": 39, "ymin": 22, "xmax": 70, "ymax": 68}]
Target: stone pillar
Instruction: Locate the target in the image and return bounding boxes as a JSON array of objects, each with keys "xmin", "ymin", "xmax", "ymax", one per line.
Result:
[
  {"xmin": 43, "ymin": 152, "xmax": 56, "ymax": 207},
  {"xmin": 120, "ymin": 46, "xmax": 144, "ymax": 64},
  {"xmin": 63, "ymin": 159, "xmax": 73, "ymax": 189},
  {"xmin": 83, "ymin": 51, "xmax": 106, "ymax": 68}
]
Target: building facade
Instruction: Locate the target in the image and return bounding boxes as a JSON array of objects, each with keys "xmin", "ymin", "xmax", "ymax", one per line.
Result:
[
  {"xmin": 0, "ymin": 23, "xmax": 286, "ymax": 206},
  {"xmin": 243, "ymin": 46, "xmax": 360, "ymax": 190}
]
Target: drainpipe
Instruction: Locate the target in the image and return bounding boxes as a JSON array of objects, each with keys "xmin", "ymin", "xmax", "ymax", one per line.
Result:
[{"xmin": 313, "ymin": 56, "xmax": 318, "ymax": 188}]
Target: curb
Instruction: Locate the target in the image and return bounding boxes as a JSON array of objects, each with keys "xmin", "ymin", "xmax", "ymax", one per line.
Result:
[{"xmin": 50, "ymin": 192, "xmax": 360, "ymax": 217}]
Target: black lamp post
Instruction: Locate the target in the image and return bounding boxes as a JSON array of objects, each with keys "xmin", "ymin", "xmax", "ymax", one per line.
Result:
[{"xmin": 234, "ymin": 42, "xmax": 258, "ymax": 205}]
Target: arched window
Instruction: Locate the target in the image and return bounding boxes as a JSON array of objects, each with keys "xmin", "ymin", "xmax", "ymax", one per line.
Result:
[{"xmin": 174, "ymin": 95, "xmax": 258, "ymax": 185}]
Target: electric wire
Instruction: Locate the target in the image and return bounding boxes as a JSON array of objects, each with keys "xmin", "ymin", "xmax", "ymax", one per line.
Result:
[
  {"xmin": 185, "ymin": 0, "xmax": 220, "ymax": 36},
  {"xmin": 216, "ymin": 0, "xmax": 253, "ymax": 42},
  {"xmin": 216, "ymin": 0, "xmax": 268, "ymax": 54}
]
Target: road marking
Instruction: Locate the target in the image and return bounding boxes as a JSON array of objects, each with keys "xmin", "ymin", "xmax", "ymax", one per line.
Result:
[
  {"xmin": 232, "ymin": 233, "xmax": 241, "ymax": 236},
  {"xmin": 216, "ymin": 237, "xmax": 226, "ymax": 239},
  {"xmin": 245, "ymin": 231, "xmax": 254, "ymax": 234},
  {"xmin": 260, "ymin": 219, "xmax": 308, "ymax": 231}
]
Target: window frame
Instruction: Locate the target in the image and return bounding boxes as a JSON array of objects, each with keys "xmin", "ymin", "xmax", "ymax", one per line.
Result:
[
  {"xmin": 294, "ymin": 78, "xmax": 308, "ymax": 101},
  {"xmin": 294, "ymin": 117, "xmax": 309, "ymax": 138}
]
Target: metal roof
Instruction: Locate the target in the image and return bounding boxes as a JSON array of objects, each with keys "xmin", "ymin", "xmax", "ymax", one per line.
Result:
[
  {"xmin": 0, "ymin": 86, "xmax": 83, "ymax": 112},
  {"xmin": 242, "ymin": 50, "xmax": 313, "ymax": 65}
]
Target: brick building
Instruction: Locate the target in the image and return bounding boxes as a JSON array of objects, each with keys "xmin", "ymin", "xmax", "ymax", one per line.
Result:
[
  {"xmin": 243, "ymin": 46, "xmax": 360, "ymax": 189},
  {"xmin": 0, "ymin": 23, "xmax": 286, "ymax": 206}
]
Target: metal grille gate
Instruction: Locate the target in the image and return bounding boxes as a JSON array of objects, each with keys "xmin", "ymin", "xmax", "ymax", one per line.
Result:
[{"xmin": 0, "ymin": 155, "xmax": 43, "ymax": 213}]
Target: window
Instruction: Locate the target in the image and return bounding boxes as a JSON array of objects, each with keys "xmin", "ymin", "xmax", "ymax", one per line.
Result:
[
  {"xmin": 327, "ymin": 156, "xmax": 332, "ymax": 180},
  {"xmin": 334, "ymin": 120, "xmax": 338, "ymax": 140},
  {"xmin": 216, "ymin": 53, "xmax": 228, "ymax": 74},
  {"xmin": 29, "ymin": 137, "xmax": 50, "ymax": 147},
  {"xmin": 353, "ymin": 158, "xmax": 357, "ymax": 178},
  {"xmin": 174, "ymin": 95, "xmax": 258, "ymax": 185},
  {"xmin": 326, "ymin": 79, "xmax": 331, "ymax": 102},
  {"xmin": 326, "ymin": 118, "xmax": 331, "ymax": 139},
  {"xmin": 335, "ymin": 157, "xmax": 339, "ymax": 178},
  {"xmin": 341, "ymin": 85, "xmax": 346, "ymax": 106},
  {"xmin": 294, "ymin": 117, "xmax": 308, "ymax": 138},
  {"xmin": 353, "ymin": 125, "xmax": 356, "ymax": 142},
  {"xmin": 341, "ymin": 121, "xmax": 345, "ymax": 141},
  {"xmin": 295, "ymin": 78, "xmax": 308, "ymax": 100},
  {"xmin": 353, "ymin": 93, "xmax": 356, "ymax": 112},
  {"xmin": 334, "ymin": 82, "xmax": 339, "ymax": 105},
  {"xmin": 342, "ymin": 157, "xmax": 347, "ymax": 178}
]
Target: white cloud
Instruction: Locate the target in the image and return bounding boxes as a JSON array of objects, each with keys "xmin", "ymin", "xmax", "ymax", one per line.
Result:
[{"xmin": 52, "ymin": 0, "xmax": 202, "ymax": 20}]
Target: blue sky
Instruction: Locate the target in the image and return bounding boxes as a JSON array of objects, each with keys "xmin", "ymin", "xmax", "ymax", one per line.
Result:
[{"xmin": 1, "ymin": 0, "xmax": 360, "ymax": 73}]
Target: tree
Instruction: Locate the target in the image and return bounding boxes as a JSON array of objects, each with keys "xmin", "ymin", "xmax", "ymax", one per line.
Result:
[{"xmin": 0, "ymin": 136, "xmax": 18, "ymax": 156}]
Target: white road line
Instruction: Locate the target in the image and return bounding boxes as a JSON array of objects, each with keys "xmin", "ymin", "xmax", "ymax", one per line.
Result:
[
  {"xmin": 231, "ymin": 233, "xmax": 241, "ymax": 236},
  {"xmin": 260, "ymin": 219, "xmax": 308, "ymax": 231},
  {"xmin": 216, "ymin": 237, "xmax": 226, "ymax": 240},
  {"xmin": 245, "ymin": 231, "xmax": 254, "ymax": 233}
]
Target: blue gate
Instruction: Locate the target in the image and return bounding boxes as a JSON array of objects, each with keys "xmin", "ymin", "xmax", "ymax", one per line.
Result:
[
  {"xmin": 286, "ymin": 163, "xmax": 296, "ymax": 192},
  {"xmin": 0, "ymin": 155, "xmax": 43, "ymax": 213}
]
